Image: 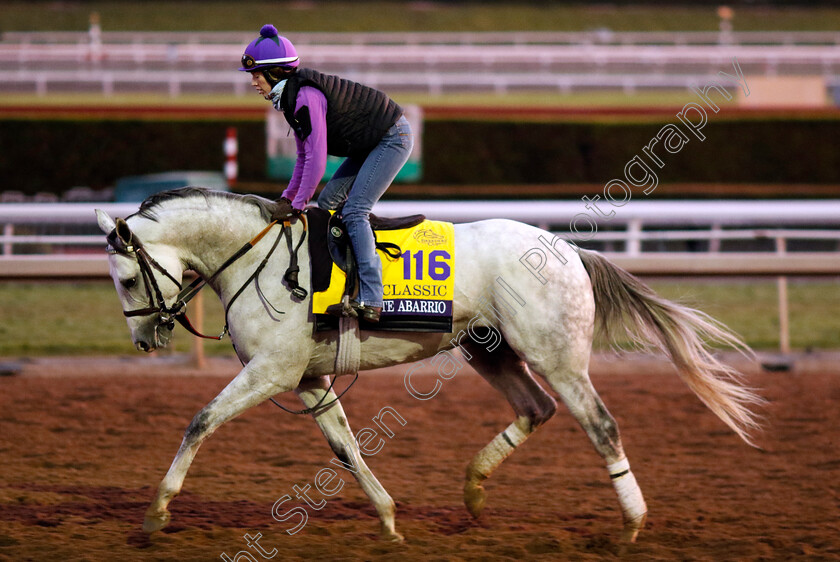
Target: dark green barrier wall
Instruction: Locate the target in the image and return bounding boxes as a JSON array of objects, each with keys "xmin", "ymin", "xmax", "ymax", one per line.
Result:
[
  {"xmin": 421, "ymin": 118, "xmax": 840, "ymax": 185},
  {"xmin": 2, "ymin": 115, "xmax": 838, "ymax": 196},
  {"xmin": 0, "ymin": 120, "xmax": 265, "ymax": 194}
]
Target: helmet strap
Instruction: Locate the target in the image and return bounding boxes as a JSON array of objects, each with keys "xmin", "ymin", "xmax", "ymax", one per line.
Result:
[
  {"xmin": 261, "ymin": 69, "xmax": 280, "ymax": 88},
  {"xmin": 262, "ymin": 66, "xmax": 295, "ymax": 87}
]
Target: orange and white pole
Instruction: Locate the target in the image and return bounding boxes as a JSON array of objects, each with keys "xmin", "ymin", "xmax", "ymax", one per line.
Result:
[{"xmin": 224, "ymin": 127, "xmax": 238, "ymax": 188}]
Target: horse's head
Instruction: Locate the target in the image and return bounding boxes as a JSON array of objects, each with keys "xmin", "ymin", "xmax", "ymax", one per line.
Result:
[{"xmin": 96, "ymin": 209, "xmax": 184, "ymax": 352}]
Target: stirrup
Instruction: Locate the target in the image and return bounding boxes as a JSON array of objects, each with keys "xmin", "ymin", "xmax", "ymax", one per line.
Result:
[
  {"xmin": 325, "ymin": 295, "xmax": 358, "ymax": 318},
  {"xmin": 354, "ymin": 302, "xmax": 381, "ymax": 324},
  {"xmin": 325, "ymin": 298, "xmax": 381, "ymax": 323}
]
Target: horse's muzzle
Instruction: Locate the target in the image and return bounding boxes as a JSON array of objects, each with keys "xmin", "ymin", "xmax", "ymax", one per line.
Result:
[{"xmin": 136, "ymin": 341, "xmax": 154, "ymax": 353}]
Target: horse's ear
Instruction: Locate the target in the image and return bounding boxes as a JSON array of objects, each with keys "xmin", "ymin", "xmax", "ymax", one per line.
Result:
[
  {"xmin": 115, "ymin": 217, "xmax": 133, "ymax": 245},
  {"xmin": 95, "ymin": 209, "xmax": 116, "ymax": 234}
]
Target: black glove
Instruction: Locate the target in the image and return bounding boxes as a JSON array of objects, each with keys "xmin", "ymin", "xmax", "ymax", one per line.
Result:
[{"xmin": 270, "ymin": 197, "xmax": 301, "ymax": 222}]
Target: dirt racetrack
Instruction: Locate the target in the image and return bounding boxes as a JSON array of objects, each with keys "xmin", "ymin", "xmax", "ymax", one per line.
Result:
[{"xmin": 0, "ymin": 354, "xmax": 838, "ymax": 561}]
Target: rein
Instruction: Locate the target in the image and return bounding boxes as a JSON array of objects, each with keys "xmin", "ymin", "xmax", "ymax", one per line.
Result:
[
  {"xmin": 109, "ymin": 212, "xmax": 353, "ymax": 416},
  {"xmin": 268, "ymin": 371, "xmax": 360, "ymax": 416},
  {"xmin": 108, "ymin": 216, "xmax": 306, "ymax": 340},
  {"xmin": 172, "ymin": 218, "xmax": 288, "ymax": 340}
]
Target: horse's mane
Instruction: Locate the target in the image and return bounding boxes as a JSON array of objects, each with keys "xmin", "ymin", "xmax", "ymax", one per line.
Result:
[{"xmin": 132, "ymin": 187, "xmax": 275, "ymax": 223}]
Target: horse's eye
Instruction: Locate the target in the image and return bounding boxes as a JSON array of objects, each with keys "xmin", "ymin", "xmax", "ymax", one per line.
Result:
[{"xmin": 121, "ymin": 277, "xmax": 137, "ymax": 289}]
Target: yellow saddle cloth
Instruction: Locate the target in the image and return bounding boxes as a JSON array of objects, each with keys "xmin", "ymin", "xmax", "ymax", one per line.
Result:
[{"xmin": 312, "ymin": 218, "xmax": 455, "ymax": 331}]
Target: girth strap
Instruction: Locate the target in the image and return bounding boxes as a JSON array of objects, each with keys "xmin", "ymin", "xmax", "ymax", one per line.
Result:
[
  {"xmin": 335, "ymin": 315, "xmax": 361, "ymax": 375},
  {"xmin": 374, "ymin": 232, "xmax": 402, "ymax": 260}
]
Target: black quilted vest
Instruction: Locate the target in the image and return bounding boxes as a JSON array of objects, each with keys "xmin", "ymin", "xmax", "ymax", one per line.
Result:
[{"xmin": 280, "ymin": 68, "xmax": 404, "ymax": 158}]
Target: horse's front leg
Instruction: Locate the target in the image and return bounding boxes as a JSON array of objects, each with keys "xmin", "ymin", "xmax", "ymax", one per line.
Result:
[
  {"xmin": 296, "ymin": 376, "xmax": 403, "ymax": 542},
  {"xmin": 143, "ymin": 354, "xmax": 304, "ymax": 533}
]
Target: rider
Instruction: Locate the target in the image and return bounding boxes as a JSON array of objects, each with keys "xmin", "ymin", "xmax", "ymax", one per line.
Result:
[{"xmin": 240, "ymin": 24, "xmax": 414, "ymax": 323}]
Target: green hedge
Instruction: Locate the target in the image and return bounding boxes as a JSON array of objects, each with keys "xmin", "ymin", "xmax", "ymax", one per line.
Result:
[
  {"xmin": 0, "ymin": 119, "xmax": 265, "ymax": 194},
  {"xmin": 421, "ymin": 117, "xmax": 840, "ymax": 185},
  {"xmin": 2, "ymin": 115, "xmax": 839, "ymax": 196}
]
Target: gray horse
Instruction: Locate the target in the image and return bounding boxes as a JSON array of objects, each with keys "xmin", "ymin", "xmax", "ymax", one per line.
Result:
[{"xmin": 95, "ymin": 188, "xmax": 761, "ymax": 543}]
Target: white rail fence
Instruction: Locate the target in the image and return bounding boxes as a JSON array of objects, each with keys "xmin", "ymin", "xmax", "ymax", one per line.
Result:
[
  {"xmin": 2, "ymin": 30, "xmax": 840, "ymax": 96},
  {"xmin": 2, "ymin": 200, "xmax": 840, "ymax": 255},
  {"xmin": 2, "ymin": 200, "xmax": 839, "ymax": 357},
  {"xmin": 6, "ymin": 42, "xmax": 840, "ymax": 68},
  {"xmin": 6, "ymin": 30, "xmax": 840, "ymax": 46},
  {"xmin": 0, "ymin": 69, "xmax": 742, "ymax": 97}
]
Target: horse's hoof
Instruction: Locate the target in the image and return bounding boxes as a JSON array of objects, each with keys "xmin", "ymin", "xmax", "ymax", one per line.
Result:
[
  {"xmin": 380, "ymin": 522, "xmax": 404, "ymax": 543},
  {"xmin": 382, "ymin": 529, "xmax": 404, "ymax": 543},
  {"xmin": 620, "ymin": 512, "xmax": 647, "ymax": 544},
  {"xmin": 464, "ymin": 481, "xmax": 487, "ymax": 519},
  {"xmin": 142, "ymin": 509, "xmax": 171, "ymax": 533}
]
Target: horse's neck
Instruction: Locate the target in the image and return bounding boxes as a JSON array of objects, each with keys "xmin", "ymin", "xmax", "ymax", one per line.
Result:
[{"xmin": 132, "ymin": 203, "xmax": 269, "ymax": 279}]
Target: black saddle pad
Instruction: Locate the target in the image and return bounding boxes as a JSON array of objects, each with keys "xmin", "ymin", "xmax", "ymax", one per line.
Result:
[{"xmin": 307, "ymin": 207, "xmax": 334, "ymax": 294}]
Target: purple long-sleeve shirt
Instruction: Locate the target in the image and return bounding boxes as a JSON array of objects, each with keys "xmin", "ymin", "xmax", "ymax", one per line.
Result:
[{"xmin": 279, "ymin": 85, "xmax": 329, "ymax": 210}]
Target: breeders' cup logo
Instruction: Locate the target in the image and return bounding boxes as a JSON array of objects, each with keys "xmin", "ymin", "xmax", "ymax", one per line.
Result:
[{"xmin": 413, "ymin": 228, "xmax": 447, "ymax": 246}]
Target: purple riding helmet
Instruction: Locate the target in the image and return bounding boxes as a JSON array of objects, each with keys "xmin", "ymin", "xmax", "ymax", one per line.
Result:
[{"xmin": 239, "ymin": 24, "xmax": 299, "ymax": 73}]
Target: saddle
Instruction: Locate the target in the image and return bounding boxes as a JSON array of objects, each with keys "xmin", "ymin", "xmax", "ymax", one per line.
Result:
[{"xmin": 307, "ymin": 207, "xmax": 425, "ymax": 295}]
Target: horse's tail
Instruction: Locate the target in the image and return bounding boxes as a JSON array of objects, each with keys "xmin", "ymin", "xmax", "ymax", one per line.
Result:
[{"xmin": 578, "ymin": 249, "xmax": 764, "ymax": 447}]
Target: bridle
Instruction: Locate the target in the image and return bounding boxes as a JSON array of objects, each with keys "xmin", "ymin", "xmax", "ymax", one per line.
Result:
[
  {"xmin": 106, "ymin": 225, "xmax": 186, "ymax": 332},
  {"xmin": 106, "ymin": 216, "xmax": 306, "ymax": 340},
  {"xmin": 106, "ymin": 214, "xmax": 355, "ymax": 415}
]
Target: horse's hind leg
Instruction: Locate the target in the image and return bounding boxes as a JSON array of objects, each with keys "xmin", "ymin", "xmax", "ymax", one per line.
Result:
[
  {"xmin": 462, "ymin": 342, "xmax": 557, "ymax": 519},
  {"xmin": 544, "ymin": 371, "xmax": 648, "ymax": 543},
  {"xmin": 296, "ymin": 376, "xmax": 402, "ymax": 542}
]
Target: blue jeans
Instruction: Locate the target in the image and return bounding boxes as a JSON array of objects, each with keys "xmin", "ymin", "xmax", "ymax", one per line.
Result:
[{"xmin": 317, "ymin": 115, "xmax": 414, "ymax": 308}]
